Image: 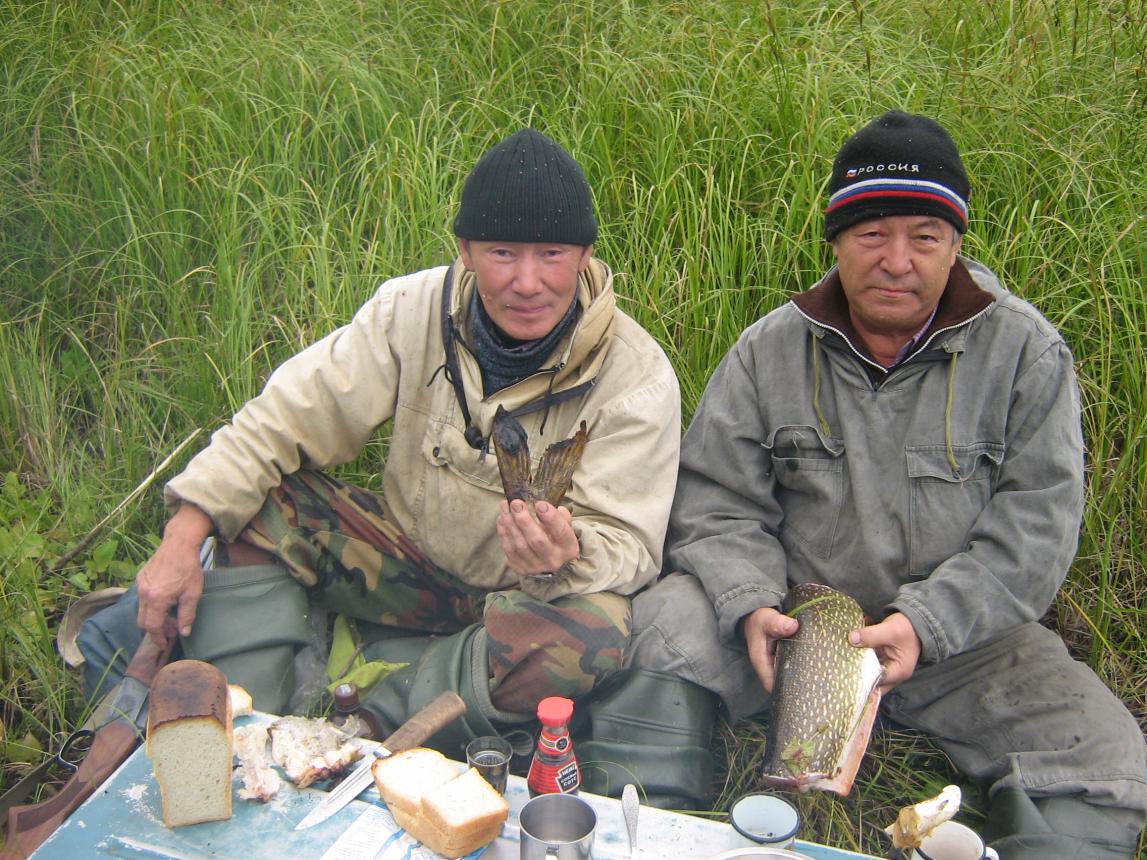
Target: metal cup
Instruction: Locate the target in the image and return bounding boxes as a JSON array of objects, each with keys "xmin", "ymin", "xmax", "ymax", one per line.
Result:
[
  {"xmin": 519, "ymin": 793, "xmax": 596, "ymax": 860},
  {"xmin": 466, "ymin": 735, "xmax": 513, "ymax": 795},
  {"xmin": 729, "ymin": 793, "xmax": 801, "ymax": 847},
  {"xmin": 910, "ymin": 821, "xmax": 1000, "ymax": 860}
]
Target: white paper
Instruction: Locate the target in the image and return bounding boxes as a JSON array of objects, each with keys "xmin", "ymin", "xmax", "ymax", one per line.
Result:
[{"xmin": 318, "ymin": 804, "xmax": 486, "ymax": 860}]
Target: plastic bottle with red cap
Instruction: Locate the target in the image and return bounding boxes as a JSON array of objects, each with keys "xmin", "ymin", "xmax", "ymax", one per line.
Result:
[{"xmin": 526, "ymin": 696, "xmax": 580, "ymax": 796}]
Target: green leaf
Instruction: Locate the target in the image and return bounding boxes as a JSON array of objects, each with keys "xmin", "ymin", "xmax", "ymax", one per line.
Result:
[{"xmin": 6, "ymin": 733, "xmax": 44, "ymax": 764}]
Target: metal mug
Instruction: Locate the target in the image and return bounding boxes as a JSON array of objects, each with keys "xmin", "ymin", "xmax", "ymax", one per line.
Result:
[
  {"xmin": 728, "ymin": 793, "xmax": 801, "ymax": 847},
  {"xmin": 910, "ymin": 821, "xmax": 1000, "ymax": 860},
  {"xmin": 519, "ymin": 793, "xmax": 596, "ymax": 860}
]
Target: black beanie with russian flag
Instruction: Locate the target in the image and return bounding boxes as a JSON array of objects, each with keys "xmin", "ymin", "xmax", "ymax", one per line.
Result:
[{"xmin": 825, "ymin": 111, "xmax": 970, "ymax": 241}]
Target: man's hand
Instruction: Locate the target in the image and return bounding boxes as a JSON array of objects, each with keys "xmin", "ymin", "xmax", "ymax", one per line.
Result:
[
  {"xmin": 496, "ymin": 499, "xmax": 579, "ymax": 578},
  {"xmin": 136, "ymin": 504, "xmax": 214, "ymax": 644},
  {"xmin": 741, "ymin": 606, "xmax": 799, "ymax": 694},
  {"xmin": 850, "ymin": 612, "xmax": 922, "ymax": 692}
]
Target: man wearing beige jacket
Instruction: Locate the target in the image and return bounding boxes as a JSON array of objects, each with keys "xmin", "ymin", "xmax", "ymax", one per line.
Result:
[{"xmin": 80, "ymin": 130, "xmax": 710, "ymax": 802}]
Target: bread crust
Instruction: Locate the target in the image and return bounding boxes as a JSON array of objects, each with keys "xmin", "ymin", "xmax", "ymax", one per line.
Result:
[
  {"xmin": 146, "ymin": 660, "xmax": 233, "ymax": 828},
  {"xmin": 148, "ymin": 660, "xmax": 231, "ymax": 732}
]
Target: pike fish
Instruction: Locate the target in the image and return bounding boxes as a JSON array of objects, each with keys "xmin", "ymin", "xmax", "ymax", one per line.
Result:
[
  {"xmin": 759, "ymin": 582, "xmax": 884, "ymax": 795},
  {"xmin": 491, "ymin": 406, "xmax": 588, "ymax": 507}
]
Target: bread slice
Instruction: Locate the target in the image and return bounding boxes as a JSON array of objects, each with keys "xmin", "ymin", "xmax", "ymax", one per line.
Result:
[
  {"xmin": 372, "ymin": 748, "xmax": 461, "ymax": 818},
  {"xmin": 373, "ymin": 747, "xmax": 508, "ymax": 858},
  {"xmin": 420, "ymin": 767, "xmax": 509, "ymax": 856},
  {"xmin": 146, "ymin": 660, "xmax": 233, "ymax": 827}
]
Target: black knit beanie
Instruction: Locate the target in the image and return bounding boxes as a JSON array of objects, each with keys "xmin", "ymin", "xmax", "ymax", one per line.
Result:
[
  {"xmin": 824, "ymin": 111, "xmax": 970, "ymax": 241},
  {"xmin": 453, "ymin": 128, "xmax": 598, "ymax": 245}
]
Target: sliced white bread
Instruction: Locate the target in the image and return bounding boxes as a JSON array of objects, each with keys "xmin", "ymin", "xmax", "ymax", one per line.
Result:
[
  {"xmin": 146, "ymin": 659, "xmax": 233, "ymax": 827},
  {"xmin": 420, "ymin": 767, "xmax": 509, "ymax": 856},
  {"xmin": 372, "ymin": 747, "xmax": 508, "ymax": 859},
  {"xmin": 372, "ymin": 747, "xmax": 461, "ymax": 817}
]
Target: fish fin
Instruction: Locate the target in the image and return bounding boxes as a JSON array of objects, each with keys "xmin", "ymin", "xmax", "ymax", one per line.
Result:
[
  {"xmin": 532, "ymin": 420, "xmax": 588, "ymax": 507},
  {"xmin": 491, "ymin": 407, "xmax": 534, "ymax": 502}
]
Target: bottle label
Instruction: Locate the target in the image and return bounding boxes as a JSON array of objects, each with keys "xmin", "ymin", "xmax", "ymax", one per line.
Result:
[
  {"xmin": 527, "ymin": 756, "xmax": 581, "ymax": 795},
  {"xmin": 554, "ymin": 760, "xmax": 580, "ymax": 793}
]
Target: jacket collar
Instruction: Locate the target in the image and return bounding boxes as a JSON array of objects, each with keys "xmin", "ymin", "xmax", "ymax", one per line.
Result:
[
  {"xmin": 449, "ymin": 256, "xmax": 616, "ymax": 395},
  {"xmin": 790, "ymin": 257, "xmax": 995, "ymax": 366}
]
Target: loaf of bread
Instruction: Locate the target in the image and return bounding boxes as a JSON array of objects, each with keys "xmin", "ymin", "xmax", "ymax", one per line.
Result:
[
  {"xmin": 146, "ymin": 659, "xmax": 233, "ymax": 827},
  {"xmin": 372, "ymin": 747, "xmax": 508, "ymax": 858}
]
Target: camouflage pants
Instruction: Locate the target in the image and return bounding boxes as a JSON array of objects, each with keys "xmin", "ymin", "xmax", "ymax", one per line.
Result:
[{"xmin": 234, "ymin": 470, "xmax": 630, "ymax": 713}]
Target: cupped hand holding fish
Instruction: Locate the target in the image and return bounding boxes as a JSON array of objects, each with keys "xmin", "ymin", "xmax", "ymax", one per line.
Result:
[
  {"xmin": 490, "ymin": 407, "xmax": 586, "ymax": 578},
  {"xmin": 497, "ymin": 498, "xmax": 579, "ymax": 578},
  {"xmin": 848, "ymin": 612, "xmax": 922, "ymax": 692}
]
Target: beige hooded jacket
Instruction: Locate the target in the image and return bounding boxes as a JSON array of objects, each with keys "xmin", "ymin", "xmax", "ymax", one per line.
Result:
[{"xmin": 165, "ymin": 258, "xmax": 681, "ymax": 601}]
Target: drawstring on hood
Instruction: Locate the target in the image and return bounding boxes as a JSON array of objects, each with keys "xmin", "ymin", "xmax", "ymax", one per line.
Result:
[
  {"xmin": 808, "ymin": 328, "xmax": 964, "ymax": 478},
  {"xmin": 944, "ymin": 351, "xmax": 960, "ymax": 477},
  {"xmin": 810, "ymin": 331, "xmax": 832, "ymax": 438},
  {"xmin": 794, "ymin": 259, "xmax": 994, "ymax": 476}
]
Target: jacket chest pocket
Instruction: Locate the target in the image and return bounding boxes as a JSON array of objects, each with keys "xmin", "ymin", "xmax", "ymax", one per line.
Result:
[
  {"xmin": 766, "ymin": 425, "xmax": 844, "ymax": 559},
  {"xmin": 906, "ymin": 443, "xmax": 1002, "ymax": 577},
  {"xmin": 419, "ymin": 422, "xmax": 506, "ymax": 538}
]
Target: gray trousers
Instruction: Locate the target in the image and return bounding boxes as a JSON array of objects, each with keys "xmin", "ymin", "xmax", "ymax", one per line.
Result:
[{"xmin": 627, "ymin": 572, "xmax": 1147, "ymax": 847}]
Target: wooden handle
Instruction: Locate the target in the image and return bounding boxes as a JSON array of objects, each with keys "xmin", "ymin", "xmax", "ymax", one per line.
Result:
[
  {"xmin": 2, "ymin": 720, "xmax": 140, "ymax": 859},
  {"xmin": 123, "ymin": 634, "xmax": 175, "ymax": 686},
  {"xmin": 380, "ymin": 691, "xmax": 467, "ymax": 753}
]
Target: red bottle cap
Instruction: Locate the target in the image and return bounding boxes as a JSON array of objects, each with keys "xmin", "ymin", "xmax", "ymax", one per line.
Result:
[{"xmin": 536, "ymin": 696, "xmax": 574, "ymax": 727}]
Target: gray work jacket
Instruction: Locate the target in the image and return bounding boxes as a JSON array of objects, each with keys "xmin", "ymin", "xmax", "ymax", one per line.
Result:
[{"xmin": 666, "ymin": 257, "xmax": 1085, "ymax": 664}]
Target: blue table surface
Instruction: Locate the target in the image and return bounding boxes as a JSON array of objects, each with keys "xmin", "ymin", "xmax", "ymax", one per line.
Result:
[{"xmin": 32, "ymin": 714, "xmax": 882, "ymax": 860}]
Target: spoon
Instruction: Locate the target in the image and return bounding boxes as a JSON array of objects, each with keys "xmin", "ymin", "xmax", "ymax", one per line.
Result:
[{"xmin": 621, "ymin": 783, "xmax": 640, "ymax": 857}]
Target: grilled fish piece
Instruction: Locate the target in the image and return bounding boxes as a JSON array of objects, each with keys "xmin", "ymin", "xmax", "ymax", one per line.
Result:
[
  {"xmin": 267, "ymin": 716, "xmax": 363, "ymax": 789},
  {"xmin": 233, "ymin": 724, "xmax": 283, "ymax": 802},
  {"xmin": 491, "ymin": 406, "xmax": 588, "ymax": 507},
  {"xmin": 759, "ymin": 583, "xmax": 884, "ymax": 795}
]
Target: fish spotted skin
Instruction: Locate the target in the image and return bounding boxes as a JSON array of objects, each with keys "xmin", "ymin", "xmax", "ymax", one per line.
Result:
[{"xmin": 759, "ymin": 582, "xmax": 884, "ymax": 795}]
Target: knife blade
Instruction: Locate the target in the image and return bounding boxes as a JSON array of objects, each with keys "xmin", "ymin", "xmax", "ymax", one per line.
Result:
[{"xmin": 294, "ymin": 691, "xmax": 466, "ymax": 830}]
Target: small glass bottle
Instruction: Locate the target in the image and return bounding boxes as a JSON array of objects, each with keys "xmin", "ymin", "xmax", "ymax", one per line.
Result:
[
  {"xmin": 527, "ymin": 696, "xmax": 580, "ymax": 796},
  {"xmin": 330, "ymin": 683, "xmax": 380, "ymax": 739}
]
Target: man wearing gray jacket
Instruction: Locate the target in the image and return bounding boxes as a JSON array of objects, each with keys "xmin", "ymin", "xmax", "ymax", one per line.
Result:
[{"xmin": 628, "ymin": 112, "xmax": 1146, "ymax": 856}]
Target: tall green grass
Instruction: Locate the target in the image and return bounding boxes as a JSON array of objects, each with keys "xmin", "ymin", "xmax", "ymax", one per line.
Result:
[{"xmin": 2, "ymin": 0, "xmax": 1144, "ymax": 853}]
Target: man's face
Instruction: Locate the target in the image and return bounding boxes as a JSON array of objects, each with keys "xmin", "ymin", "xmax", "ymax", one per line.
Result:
[
  {"xmin": 459, "ymin": 240, "xmax": 592, "ymax": 341},
  {"xmin": 831, "ymin": 216, "xmax": 962, "ymax": 344}
]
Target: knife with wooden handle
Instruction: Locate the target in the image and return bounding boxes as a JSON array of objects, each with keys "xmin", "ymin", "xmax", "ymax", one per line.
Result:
[{"xmin": 294, "ymin": 691, "xmax": 467, "ymax": 830}]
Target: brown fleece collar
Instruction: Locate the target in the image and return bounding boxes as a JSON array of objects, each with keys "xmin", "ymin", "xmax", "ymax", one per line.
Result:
[{"xmin": 790, "ymin": 258, "xmax": 995, "ymax": 359}]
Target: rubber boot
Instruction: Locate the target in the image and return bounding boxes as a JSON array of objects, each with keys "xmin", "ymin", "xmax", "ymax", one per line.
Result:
[
  {"xmin": 576, "ymin": 668, "xmax": 718, "ymax": 810},
  {"xmin": 182, "ymin": 563, "xmax": 313, "ymax": 715},
  {"xmin": 984, "ymin": 787, "xmax": 1139, "ymax": 860},
  {"xmin": 359, "ymin": 624, "xmax": 532, "ymax": 760}
]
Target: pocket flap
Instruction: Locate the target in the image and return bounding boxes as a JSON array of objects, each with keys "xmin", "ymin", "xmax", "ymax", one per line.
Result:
[{"xmin": 906, "ymin": 443, "xmax": 1003, "ymax": 482}]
